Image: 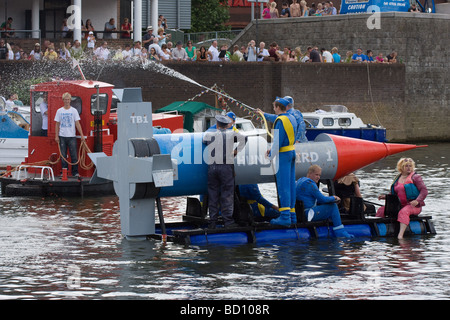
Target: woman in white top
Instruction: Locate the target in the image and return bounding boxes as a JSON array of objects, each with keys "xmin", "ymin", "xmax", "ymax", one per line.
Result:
[
  {"xmin": 30, "ymin": 43, "xmax": 42, "ymax": 60},
  {"xmin": 159, "ymin": 44, "xmax": 171, "ymax": 60}
]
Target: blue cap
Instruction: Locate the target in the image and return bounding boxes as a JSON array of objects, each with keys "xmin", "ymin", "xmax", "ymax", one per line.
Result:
[
  {"xmin": 283, "ymin": 96, "xmax": 294, "ymax": 106},
  {"xmin": 226, "ymin": 111, "xmax": 236, "ymax": 121},
  {"xmin": 274, "ymin": 96, "xmax": 290, "ymax": 107},
  {"xmin": 215, "ymin": 114, "xmax": 231, "ymax": 126}
]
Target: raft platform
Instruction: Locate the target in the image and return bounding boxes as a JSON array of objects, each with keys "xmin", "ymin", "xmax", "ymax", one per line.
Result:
[{"xmin": 149, "ymin": 197, "xmax": 436, "ymax": 245}]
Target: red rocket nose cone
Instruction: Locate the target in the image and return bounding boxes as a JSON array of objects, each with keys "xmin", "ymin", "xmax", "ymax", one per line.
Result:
[{"xmin": 327, "ymin": 134, "xmax": 426, "ymax": 179}]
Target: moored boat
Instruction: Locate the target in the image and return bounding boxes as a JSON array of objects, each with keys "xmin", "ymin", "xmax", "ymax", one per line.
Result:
[{"xmin": 303, "ymin": 105, "xmax": 387, "ymax": 142}]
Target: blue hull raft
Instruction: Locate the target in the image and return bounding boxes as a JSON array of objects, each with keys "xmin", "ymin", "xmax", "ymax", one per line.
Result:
[{"xmin": 152, "ymin": 199, "xmax": 436, "ymax": 246}]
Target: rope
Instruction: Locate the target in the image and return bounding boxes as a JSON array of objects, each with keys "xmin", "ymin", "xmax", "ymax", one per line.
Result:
[{"xmin": 366, "ymin": 62, "xmax": 383, "ymax": 127}]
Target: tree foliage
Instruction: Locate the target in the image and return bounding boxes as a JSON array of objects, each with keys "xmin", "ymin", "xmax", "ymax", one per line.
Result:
[{"xmin": 189, "ymin": 0, "xmax": 231, "ymax": 32}]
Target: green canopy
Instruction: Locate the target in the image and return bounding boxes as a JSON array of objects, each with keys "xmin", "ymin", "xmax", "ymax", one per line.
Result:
[{"xmin": 156, "ymin": 101, "xmax": 221, "ymax": 132}]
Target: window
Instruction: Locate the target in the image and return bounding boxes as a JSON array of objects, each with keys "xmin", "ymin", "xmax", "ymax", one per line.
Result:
[
  {"xmin": 322, "ymin": 118, "xmax": 334, "ymax": 126},
  {"xmin": 236, "ymin": 121, "xmax": 254, "ymax": 132},
  {"xmin": 338, "ymin": 118, "xmax": 351, "ymax": 126},
  {"xmin": 91, "ymin": 93, "xmax": 109, "ymax": 115},
  {"xmin": 304, "ymin": 117, "xmax": 319, "ymax": 127},
  {"xmin": 71, "ymin": 96, "xmax": 82, "ymax": 115}
]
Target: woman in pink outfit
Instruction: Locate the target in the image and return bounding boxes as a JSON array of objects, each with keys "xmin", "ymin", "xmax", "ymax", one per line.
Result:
[{"xmin": 377, "ymin": 157, "xmax": 428, "ymax": 239}]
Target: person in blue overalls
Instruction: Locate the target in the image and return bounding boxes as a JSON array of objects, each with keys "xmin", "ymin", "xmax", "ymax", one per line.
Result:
[
  {"xmin": 257, "ymin": 96, "xmax": 307, "ymax": 143},
  {"xmin": 238, "ymin": 184, "xmax": 280, "ymax": 218},
  {"xmin": 296, "ymin": 165, "xmax": 355, "ymax": 238},
  {"xmin": 203, "ymin": 114, "xmax": 246, "ymax": 228},
  {"xmin": 266, "ymin": 97, "xmax": 298, "ymax": 226}
]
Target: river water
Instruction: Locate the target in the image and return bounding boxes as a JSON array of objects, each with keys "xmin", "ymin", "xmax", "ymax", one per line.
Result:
[{"xmin": 1, "ymin": 143, "xmax": 449, "ymax": 300}]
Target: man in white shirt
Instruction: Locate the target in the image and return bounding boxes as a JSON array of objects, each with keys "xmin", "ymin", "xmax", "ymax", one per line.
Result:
[
  {"xmin": 122, "ymin": 44, "xmax": 133, "ymax": 61},
  {"xmin": 54, "ymin": 92, "xmax": 85, "ymax": 177},
  {"xmin": 208, "ymin": 40, "xmax": 220, "ymax": 61},
  {"xmin": 172, "ymin": 41, "xmax": 188, "ymax": 61},
  {"xmin": 94, "ymin": 41, "xmax": 110, "ymax": 60},
  {"xmin": 257, "ymin": 42, "xmax": 269, "ymax": 61}
]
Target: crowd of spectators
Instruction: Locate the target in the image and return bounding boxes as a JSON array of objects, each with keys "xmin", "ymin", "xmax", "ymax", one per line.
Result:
[
  {"xmin": 0, "ymin": 12, "xmax": 400, "ymax": 64},
  {"xmin": 0, "ymin": 35, "xmax": 400, "ymax": 65}
]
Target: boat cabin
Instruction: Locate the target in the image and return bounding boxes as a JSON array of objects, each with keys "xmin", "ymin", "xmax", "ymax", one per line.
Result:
[{"xmin": 27, "ymin": 80, "xmax": 116, "ymax": 178}]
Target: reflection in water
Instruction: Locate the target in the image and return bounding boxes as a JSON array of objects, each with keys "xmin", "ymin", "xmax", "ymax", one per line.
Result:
[{"xmin": 1, "ymin": 144, "xmax": 450, "ymax": 299}]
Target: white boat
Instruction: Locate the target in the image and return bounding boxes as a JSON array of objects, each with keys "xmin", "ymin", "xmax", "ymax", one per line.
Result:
[
  {"xmin": 0, "ymin": 97, "xmax": 29, "ymax": 167},
  {"xmin": 303, "ymin": 105, "xmax": 387, "ymax": 142}
]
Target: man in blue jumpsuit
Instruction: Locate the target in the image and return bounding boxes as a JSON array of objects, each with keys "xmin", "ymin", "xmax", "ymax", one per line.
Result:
[
  {"xmin": 238, "ymin": 184, "xmax": 280, "ymax": 218},
  {"xmin": 296, "ymin": 165, "xmax": 355, "ymax": 238},
  {"xmin": 257, "ymin": 96, "xmax": 307, "ymax": 143},
  {"xmin": 266, "ymin": 97, "xmax": 298, "ymax": 226},
  {"xmin": 203, "ymin": 114, "xmax": 246, "ymax": 228}
]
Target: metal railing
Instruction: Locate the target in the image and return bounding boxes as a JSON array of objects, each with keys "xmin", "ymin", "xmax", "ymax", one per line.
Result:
[
  {"xmin": 184, "ymin": 30, "xmax": 243, "ymax": 46},
  {"xmin": 0, "ymin": 29, "xmax": 41, "ymax": 43}
]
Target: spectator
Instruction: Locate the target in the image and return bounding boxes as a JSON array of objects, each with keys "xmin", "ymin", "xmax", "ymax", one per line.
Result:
[
  {"xmin": 328, "ymin": 1, "xmax": 338, "ymax": 15},
  {"xmin": 293, "ymin": 47, "xmax": 302, "ymax": 61},
  {"xmin": 6, "ymin": 43, "xmax": 13, "ymax": 60},
  {"xmin": 300, "ymin": 1, "xmax": 309, "ymax": 17},
  {"xmin": 366, "ymin": 49, "xmax": 375, "ymax": 63},
  {"xmin": 257, "ymin": 41, "xmax": 269, "ymax": 61},
  {"xmin": 103, "ymin": 18, "xmax": 117, "ymax": 39},
  {"xmin": 231, "ymin": 45, "xmax": 243, "ymax": 61},
  {"xmin": 323, "ymin": 2, "xmax": 332, "ymax": 15},
  {"xmin": 14, "ymin": 44, "xmax": 23, "ymax": 60},
  {"xmin": 262, "ymin": 2, "xmax": 271, "ymax": 19},
  {"xmin": 159, "ymin": 15, "xmax": 168, "ymax": 30},
  {"xmin": 290, "ymin": 0, "xmax": 301, "ymax": 17},
  {"xmin": 301, "ymin": 50, "xmax": 310, "ymax": 62},
  {"xmin": 61, "ymin": 18, "xmax": 73, "ymax": 38},
  {"xmin": 331, "ymin": 47, "xmax": 341, "ymax": 63},
  {"xmin": 132, "ymin": 41, "xmax": 142, "ymax": 59},
  {"xmin": 58, "ymin": 42, "xmax": 71, "ymax": 61},
  {"xmin": 240, "ymin": 45, "xmax": 248, "ymax": 61},
  {"xmin": 247, "ymin": 40, "xmax": 257, "ymax": 62},
  {"xmin": 280, "ymin": 46, "xmax": 290, "ymax": 62},
  {"xmin": 280, "ymin": 2, "xmax": 291, "ymax": 18},
  {"xmin": 121, "ymin": 18, "xmax": 133, "ymax": 39},
  {"xmin": 159, "ymin": 43, "xmax": 172, "ymax": 60},
  {"xmin": 270, "ymin": 2, "xmax": 279, "ymax": 18},
  {"xmin": 386, "ymin": 50, "xmax": 398, "ymax": 63},
  {"xmin": 142, "ymin": 26, "xmax": 155, "ymax": 51},
  {"xmin": 208, "ymin": 40, "xmax": 220, "ymax": 61},
  {"xmin": 408, "ymin": 4, "xmax": 421, "ymax": 12},
  {"xmin": 29, "ymin": 43, "xmax": 42, "ymax": 61},
  {"xmin": 309, "ymin": 3, "xmax": 316, "ymax": 16},
  {"xmin": 70, "ymin": 40, "xmax": 83, "ymax": 59},
  {"xmin": 87, "ymin": 31, "xmax": 96, "ymax": 51},
  {"xmin": 315, "ymin": 3, "xmax": 324, "ymax": 15},
  {"xmin": 167, "ymin": 41, "xmax": 173, "ymax": 53},
  {"xmin": 376, "ymin": 52, "xmax": 385, "ymax": 63},
  {"xmin": 344, "ymin": 50, "xmax": 353, "ymax": 63},
  {"xmin": 308, "ymin": 46, "xmax": 322, "ymax": 62},
  {"xmin": 1, "ymin": 17, "xmax": 15, "ymax": 38},
  {"xmin": 185, "ymin": 40, "xmax": 196, "ymax": 61},
  {"xmin": 156, "ymin": 27, "xmax": 171, "ymax": 46},
  {"xmin": 44, "ymin": 45, "xmax": 58, "ymax": 60},
  {"xmin": 196, "ymin": 46, "xmax": 208, "ymax": 61},
  {"xmin": 149, "ymin": 47, "xmax": 160, "ymax": 61},
  {"xmin": 94, "ymin": 41, "xmax": 110, "ymax": 60},
  {"xmin": 321, "ymin": 48, "xmax": 333, "ymax": 63},
  {"xmin": 172, "ymin": 41, "xmax": 188, "ymax": 61},
  {"xmin": 122, "ymin": 43, "xmax": 133, "ymax": 61},
  {"xmin": 268, "ymin": 42, "xmax": 280, "ymax": 61},
  {"xmin": 112, "ymin": 46, "xmax": 124, "ymax": 61},
  {"xmin": 0, "ymin": 39, "xmax": 7, "ymax": 59},
  {"xmin": 84, "ymin": 19, "xmax": 95, "ymax": 39},
  {"xmin": 140, "ymin": 48, "xmax": 148, "ymax": 62},
  {"xmin": 352, "ymin": 48, "xmax": 366, "ymax": 62}
]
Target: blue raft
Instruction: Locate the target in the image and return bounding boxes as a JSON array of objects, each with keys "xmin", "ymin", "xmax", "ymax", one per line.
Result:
[{"xmin": 151, "ymin": 198, "xmax": 436, "ymax": 246}]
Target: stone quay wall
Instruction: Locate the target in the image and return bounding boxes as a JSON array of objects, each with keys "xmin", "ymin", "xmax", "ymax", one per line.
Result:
[{"xmin": 1, "ymin": 14, "xmax": 449, "ymax": 142}]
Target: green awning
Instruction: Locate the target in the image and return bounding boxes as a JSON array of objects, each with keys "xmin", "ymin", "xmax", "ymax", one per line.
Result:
[{"xmin": 156, "ymin": 101, "xmax": 221, "ymax": 132}]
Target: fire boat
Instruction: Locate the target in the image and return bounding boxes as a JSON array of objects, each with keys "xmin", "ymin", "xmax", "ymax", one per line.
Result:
[{"xmin": 0, "ymin": 80, "xmax": 183, "ymax": 197}]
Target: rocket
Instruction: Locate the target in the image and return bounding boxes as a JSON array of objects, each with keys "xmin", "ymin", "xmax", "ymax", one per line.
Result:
[
  {"xmin": 91, "ymin": 97, "xmax": 426, "ymax": 238},
  {"xmin": 146, "ymin": 132, "xmax": 425, "ymax": 198}
]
